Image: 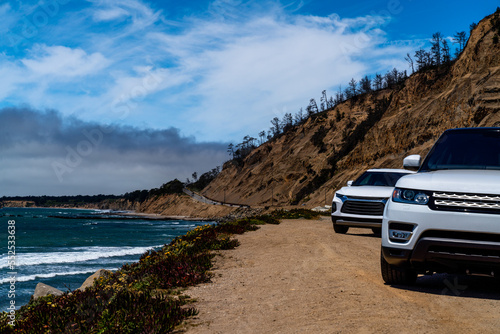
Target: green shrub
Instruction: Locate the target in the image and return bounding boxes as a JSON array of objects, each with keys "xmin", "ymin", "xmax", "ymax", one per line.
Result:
[{"xmin": 270, "ymin": 209, "xmax": 321, "ymax": 220}]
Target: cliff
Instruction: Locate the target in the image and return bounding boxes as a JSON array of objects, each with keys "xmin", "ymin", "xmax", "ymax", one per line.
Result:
[
  {"xmin": 200, "ymin": 11, "xmax": 500, "ymax": 208},
  {"xmin": 135, "ymin": 193, "xmax": 235, "ymax": 218}
]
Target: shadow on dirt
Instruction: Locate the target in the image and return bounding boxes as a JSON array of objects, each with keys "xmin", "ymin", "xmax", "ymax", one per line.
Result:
[{"xmin": 390, "ymin": 273, "xmax": 500, "ymax": 300}]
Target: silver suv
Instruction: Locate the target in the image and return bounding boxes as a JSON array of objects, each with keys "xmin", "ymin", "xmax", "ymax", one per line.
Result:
[{"xmin": 381, "ymin": 128, "xmax": 500, "ymax": 284}]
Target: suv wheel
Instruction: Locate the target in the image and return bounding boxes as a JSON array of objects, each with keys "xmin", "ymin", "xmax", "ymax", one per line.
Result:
[
  {"xmin": 380, "ymin": 250, "xmax": 417, "ymax": 285},
  {"xmin": 333, "ymin": 223, "xmax": 349, "ymax": 234}
]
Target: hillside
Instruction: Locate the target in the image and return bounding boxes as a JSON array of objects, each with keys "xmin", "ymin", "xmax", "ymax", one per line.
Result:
[
  {"xmin": 5, "ymin": 12, "xmax": 497, "ymax": 217},
  {"xmin": 200, "ymin": 11, "xmax": 500, "ymax": 208}
]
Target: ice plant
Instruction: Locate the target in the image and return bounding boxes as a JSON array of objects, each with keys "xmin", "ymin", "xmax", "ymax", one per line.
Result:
[{"xmin": 1, "ymin": 216, "xmax": 279, "ymax": 333}]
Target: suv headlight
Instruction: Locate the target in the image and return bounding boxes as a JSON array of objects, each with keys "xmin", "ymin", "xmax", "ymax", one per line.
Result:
[
  {"xmin": 392, "ymin": 188, "xmax": 430, "ymax": 205},
  {"xmin": 335, "ymin": 193, "xmax": 347, "ymax": 202}
]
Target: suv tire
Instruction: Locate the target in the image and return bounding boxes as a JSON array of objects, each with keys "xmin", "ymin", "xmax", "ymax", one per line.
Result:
[
  {"xmin": 380, "ymin": 250, "xmax": 417, "ymax": 285},
  {"xmin": 333, "ymin": 223, "xmax": 349, "ymax": 234}
]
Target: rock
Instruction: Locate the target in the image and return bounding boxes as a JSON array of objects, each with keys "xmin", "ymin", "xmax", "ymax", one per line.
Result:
[
  {"xmin": 77, "ymin": 269, "xmax": 112, "ymax": 291},
  {"xmin": 312, "ymin": 206, "xmax": 331, "ymax": 213},
  {"xmin": 33, "ymin": 283, "xmax": 63, "ymax": 300}
]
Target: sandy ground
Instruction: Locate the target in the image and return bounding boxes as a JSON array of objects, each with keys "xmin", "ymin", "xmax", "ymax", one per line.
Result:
[{"xmin": 182, "ymin": 217, "xmax": 500, "ymax": 334}]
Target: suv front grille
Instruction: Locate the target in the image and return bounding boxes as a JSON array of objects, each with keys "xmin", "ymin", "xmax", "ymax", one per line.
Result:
[
  {"xmin": 341, "ymin": 199, "xmax": 385, "ymax": 216},
  {"xmin": 431, "ymin": 192, "xmax": 500, "ymax": 214}
]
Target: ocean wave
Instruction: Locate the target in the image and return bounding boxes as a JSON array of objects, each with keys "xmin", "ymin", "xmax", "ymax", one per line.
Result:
[
  {"xmin": 0, "ymin": 245, "xmax": 163, "ymax": 269},
  {"xmin": 0, "ymin": 268, "xmax": 120, "ymax": 285},
  {"xmin": 92, "ymin": 209, "xmax": 112, "ymax": 213}
]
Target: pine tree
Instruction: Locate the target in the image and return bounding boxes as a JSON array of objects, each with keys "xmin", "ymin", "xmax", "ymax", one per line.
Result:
[
  {"xmin": 259, "ymin": 130, "xmax": 266, "ymax": 145},
  {"xmin": 345, "ymin": 78, "xmax": 357, "ymax": 99},
  {"xmin": 306, "ymin": 98, "xmax": 319, "ymax": 116},
  {"xmin": 282, "ymin": 113, "xmax": 293, "ymax": 132},
  {"xmin": 294, "ymin": 108, "xmax": 305, "ymax": 125},
  {"xmin": 415, "ymin": 49, "xmax": 431, "ymax": 70},
  {"xmin": 431, "ymin": 32, "xmax": 444, "ymax": 66},
  {"xmin": 453, "ymin": 31, "xmax": 467, "ymax": 58},
  {"xmin": 373, "ymin": 73, "xmax": 383, "ymax": 90},
  {"xmin": 320, "ymin": 90, "xmax": 328, "ymax": 111},
  {"xmin": 359, "ymin": 75, "xmax": 372, "ymax": 94},
  {"xmin": 442, "ymin": 39, "xmax": 451, "ymax": 64},
  {"xmin": 270, "ymin": 117, "xmax": 281, "ymax": 137},
  {"xmin": 334, "ymin": 85, "xmax": 344, "ymax": 105}
]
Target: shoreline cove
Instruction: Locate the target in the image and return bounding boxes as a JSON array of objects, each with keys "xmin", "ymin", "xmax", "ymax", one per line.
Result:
[
  {"xmin": 0, "ymin": 208, "xmax": 282, "ymax": 332},
  {"xmin": 0, "ymin": 208, "xmax": 214, "ymax": 315}
]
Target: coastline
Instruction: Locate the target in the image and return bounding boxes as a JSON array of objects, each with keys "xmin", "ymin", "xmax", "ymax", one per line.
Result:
[
  {"xmin": 0, "ymin": 207, "xmax": 216, "ymax": 316},
  {"xmin": 0, "ymin": 205, "xmax": 219, "ymax": 221},
  {"xmin": 120, "ymin": 211, "xmax": 215, "ymax": 221},
  {"xmin": 1, "ymin": 211, "xmax": 277, "ymax": 332}
]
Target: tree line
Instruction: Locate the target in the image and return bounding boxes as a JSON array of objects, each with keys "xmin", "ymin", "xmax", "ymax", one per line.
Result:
[
  {"xmin": 227, "ymin": 25, "xmax": 476, "ymax": 163},
  {"xmin": 0, "ymin": 194, "xmax": 122, "ymax": 207}
]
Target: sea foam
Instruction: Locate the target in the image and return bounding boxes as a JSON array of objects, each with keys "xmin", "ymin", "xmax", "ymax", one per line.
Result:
[
  {"xmin": 0, "ymin": 268, "xmax": 120, "ymax": 285},
  {"xmin": 0, "ymin": 245, "xmax": 163, "ymax": 269}
]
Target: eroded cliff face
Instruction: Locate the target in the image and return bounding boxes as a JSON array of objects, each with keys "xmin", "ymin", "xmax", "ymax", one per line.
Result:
[
  {"xmin": 201, "ymin": 12, "xmax": 500, "ymax": 208},
  {"xmin": 136, "ymin": 194, "xmax": 235, "ymax": 218}
]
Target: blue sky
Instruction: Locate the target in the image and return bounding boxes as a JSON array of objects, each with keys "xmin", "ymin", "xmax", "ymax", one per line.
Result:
[{"xmin": 0, "ymin": 0, "xmax": 497, "ymax": 196}]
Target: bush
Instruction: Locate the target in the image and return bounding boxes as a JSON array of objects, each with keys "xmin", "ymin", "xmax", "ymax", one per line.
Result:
[{"xmin": 270, "ymin": 209, "xmax": 321, "ymax": 220}]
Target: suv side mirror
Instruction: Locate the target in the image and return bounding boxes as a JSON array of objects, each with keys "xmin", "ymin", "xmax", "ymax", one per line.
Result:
[
  {"xmin": 347, "ymin": 180, "xmax": 353, "ymax": 186},
  {"xmin": 403, "ymin": 154, "xmax": 421, "ymax": 169}
]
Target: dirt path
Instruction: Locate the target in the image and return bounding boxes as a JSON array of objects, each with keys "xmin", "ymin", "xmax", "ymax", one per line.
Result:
[{"xmin": 183, "ymin": 217, "xmax": 500, "ymax": 333}]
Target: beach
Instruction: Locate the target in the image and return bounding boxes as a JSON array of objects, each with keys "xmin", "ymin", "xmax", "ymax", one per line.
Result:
[{"xmin": 184, "ymin": 217, "xmax": 500, "ymax": 333}]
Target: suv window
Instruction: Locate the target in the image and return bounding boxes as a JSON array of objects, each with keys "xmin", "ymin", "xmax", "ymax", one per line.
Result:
[
  {"xmin": 420, "ymin": 129, "xmax": 500, "ymax": 171},
  {"xmin": 352, "ymin": 172, "xmax": 409, "ymax": 187}
]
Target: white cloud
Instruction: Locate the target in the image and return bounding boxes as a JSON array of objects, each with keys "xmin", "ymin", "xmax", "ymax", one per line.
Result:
[
  {"xmin": 148, "ymin": 9, "xmax": 414, "ymax": 140},
  {"xmin": 93, "ymin": 8, "xmax": 129, "ymax": 21},
  {"xmin": 90, "ymin": 0, "xmax": 161, "ymax": 30},
  {"xmin": 21, "ymin": 45, "xmax": 110, "ymax": 77},
  {"xmin": 0, "ymin": 0, "xmax": 417, "ymax": 143}
]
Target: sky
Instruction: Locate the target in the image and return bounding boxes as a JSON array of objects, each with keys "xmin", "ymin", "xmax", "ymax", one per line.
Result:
[{"xmin": 0, "ymin": 0, "xmax": 497, "ymax": 196}]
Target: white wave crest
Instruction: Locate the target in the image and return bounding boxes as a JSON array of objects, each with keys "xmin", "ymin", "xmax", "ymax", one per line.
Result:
[
  {"xmin": 0, "ymin": 268, "xmax": 120, "ymax": 285},
  {"xmin": 0, "ymin": 245, "xmax": 163, "ymax": 269}
]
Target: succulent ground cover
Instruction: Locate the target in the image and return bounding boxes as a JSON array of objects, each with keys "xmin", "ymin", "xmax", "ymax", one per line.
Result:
[
  {"xmin": 0, "ymin": 214, "xmax": 286, "ymax": 333},
  {"xmin": 269, "ymin": 208, "xmax": 321, "ymax": 220}
]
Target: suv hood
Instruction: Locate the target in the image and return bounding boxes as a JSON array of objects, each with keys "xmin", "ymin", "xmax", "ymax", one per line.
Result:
[
  {"xmin": 396, "ymin": 170, "xmax": 500, "ymax": 194},
  {"xmin": 336, "ymin": 186, "xmax": 394, "ymax": 198}
]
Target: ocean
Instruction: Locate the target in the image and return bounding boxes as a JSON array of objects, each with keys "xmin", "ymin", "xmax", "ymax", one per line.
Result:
[{"xmin": 0, "ymin": 207, "xmax": 212, "ymax": 312}]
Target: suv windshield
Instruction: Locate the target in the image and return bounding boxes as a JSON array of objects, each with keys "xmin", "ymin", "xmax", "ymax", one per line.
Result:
[
  {"xmin": 420, "ymin": 128, "xmax": 500, "ymax": 171},
  {"xmin": 352, "ymin": 172, "xmax": 410, "ymax": 187}
]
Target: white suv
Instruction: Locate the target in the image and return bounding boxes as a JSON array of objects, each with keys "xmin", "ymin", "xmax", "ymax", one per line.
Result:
[
  {"xmin": 381, "ymin": 127, "xmax": 500, "ymax": 284},
  {"xmin": 331, "ymin": 169, "xmax": 414, "ymax": 234}
]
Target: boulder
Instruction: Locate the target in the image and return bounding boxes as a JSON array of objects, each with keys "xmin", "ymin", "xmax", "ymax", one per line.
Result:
[
  {"xmin": 77, "ymin": 269, "xmax": 112, "ymax": 291},
  {"xmin": 33, "ymin": 282, "xmax": 63, "ymax": 300},
  {"xmin": 312, "ymin": 205, "xmax": 331, "ymax": 213}
]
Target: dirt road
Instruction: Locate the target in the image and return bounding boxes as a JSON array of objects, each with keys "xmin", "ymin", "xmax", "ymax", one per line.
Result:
[{"xmin": 184, "ymin": 217, "xmax": 500, "ymax": 333}]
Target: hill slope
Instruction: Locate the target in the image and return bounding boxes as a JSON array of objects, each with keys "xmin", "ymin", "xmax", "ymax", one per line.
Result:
[{"xmin": 201, "ymin": 12, "xmax": 500, "ymax": 208}]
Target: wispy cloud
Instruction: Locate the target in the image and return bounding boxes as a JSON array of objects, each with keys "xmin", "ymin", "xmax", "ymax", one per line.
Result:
[
  {"xmin": 154, "ymin": 9, "xmax": 411, "ymax": 139},
  {"xmin": 21, "ymin": 45, "xmax": 110, "ymax": 77},
  {"xmin": 0, "ymin": 0, "xmax": 416, "ymax": 141}
]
